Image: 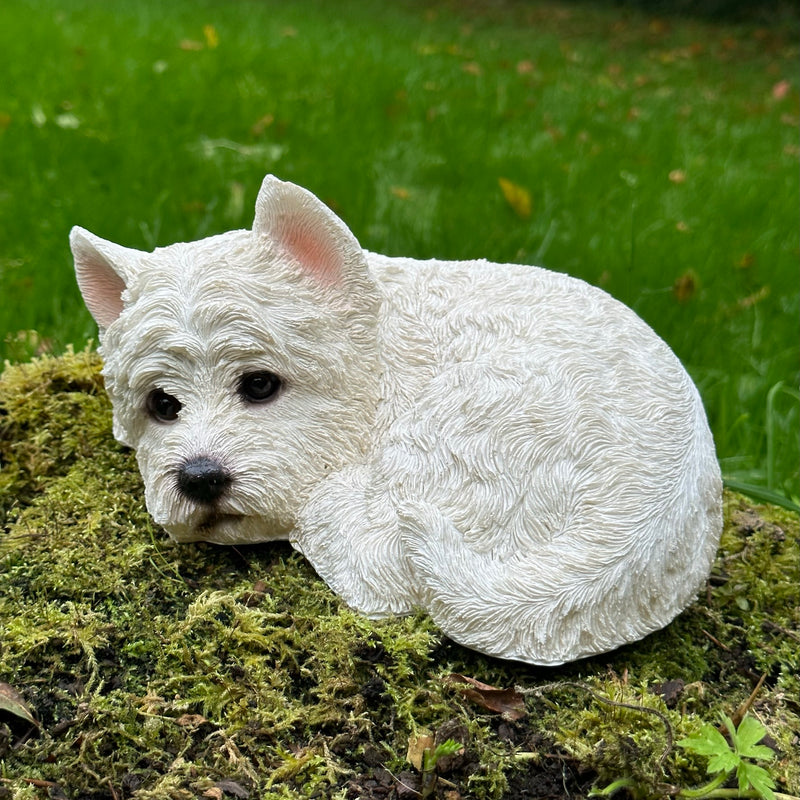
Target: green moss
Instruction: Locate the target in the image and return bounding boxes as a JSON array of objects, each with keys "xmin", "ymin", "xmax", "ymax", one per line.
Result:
[{"xmin": 1, "ymin": 350, "xmax": 797, "ymax": 799}]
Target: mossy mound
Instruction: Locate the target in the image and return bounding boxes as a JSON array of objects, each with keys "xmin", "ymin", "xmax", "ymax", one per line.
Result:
[{"xmin": 0, "ymin": 349, "xmax": 797, "ymax": 800}]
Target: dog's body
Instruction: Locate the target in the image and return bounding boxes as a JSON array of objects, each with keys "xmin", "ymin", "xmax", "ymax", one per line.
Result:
[{"xmin": 72, "ymin": 175, "xmax": 722, "ymax": 665}]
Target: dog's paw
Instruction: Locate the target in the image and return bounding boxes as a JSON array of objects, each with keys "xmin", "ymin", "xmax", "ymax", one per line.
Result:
[{"xmin": 295, "ymin": 467, "xmax": 419, "ymax": 618}]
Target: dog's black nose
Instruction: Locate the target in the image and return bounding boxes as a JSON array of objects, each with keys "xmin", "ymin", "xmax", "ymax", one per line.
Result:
[{"xmin": 177, "ymin": 457, "xmax": 232, "ymax": 504}]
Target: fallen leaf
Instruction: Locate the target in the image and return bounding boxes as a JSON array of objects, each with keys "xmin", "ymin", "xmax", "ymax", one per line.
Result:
[
  {"xmin": 772, "ymin": 80, "xmax": 790, "ymax": 100},
  {"xmin": 498, "ymin": 178, "xmax": 532, "ymax": 219},
  {"xmin": 176, "ymin": 713, "xmax": 207, "ymax": 727},
  {"xmin": 516, "ymin": 60, "xmax": 534, "ymax": 74},
  {"xmin": 250, "ymin": 114, "xmax": 274, "ymax": 136},
  {"xmin": 445, "ymin": 674, "xmax": 527, "ymax": 720},
  {"xmin": 179, "ymin": 39, "xmax": 204, "ymax": 51},
  {"xmin": 391, "ymin": 186, "xmax": 411, "ymax": 200},
  {"xmin": 733, "ymin": 509, "xmax": 766, "ymax": 534},
  {"xmin": 239, "ymin": 578, "xmax": 269, "ymax": 607},
  {"xmin": 407, "ymin": 732, "xmax": 435, "ymax": 771},
  {"xmin": 214, "ymin": 780, "xmax": 250, "ymax": 798},
  {"xmin": 650, "ymin": 678, "xmax": 685, "ymax": 708},
  {"xmin": 462, "ymin": 61, "xmax": 482, "ymax": 76},
  {"xmin": 204, "ymin": 24, "xmax": 219, "ymax": 49},
  {"xmin": 0, "ymin": 683, "xmax": 39, "ymax": 728},
  {"xmin": 738, "ymin": 286, "xmax": 770, "ymax": 309},
  {"xmin": 668, "ymin": 169, "xmax": 687, "ymax": 184},
  {"xmin": 673, "ymin": 271, "xmax": 697, "ymax": 303}
]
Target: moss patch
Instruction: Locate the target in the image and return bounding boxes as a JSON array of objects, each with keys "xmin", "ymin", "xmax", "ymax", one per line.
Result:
[{"xmin": 0, "ymin": 350, "xmax": 797, "ymax": 799}]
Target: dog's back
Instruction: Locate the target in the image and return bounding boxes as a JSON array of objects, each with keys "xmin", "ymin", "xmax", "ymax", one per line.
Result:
[{"xmin": 297, "ymin": 252, "xmax": 722, "ymax": 664}]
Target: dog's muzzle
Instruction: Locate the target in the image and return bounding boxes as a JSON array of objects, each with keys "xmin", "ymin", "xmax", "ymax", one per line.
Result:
[{"xmin": 176, "ymin": 456, "xmax": 232, "ymax": 504}]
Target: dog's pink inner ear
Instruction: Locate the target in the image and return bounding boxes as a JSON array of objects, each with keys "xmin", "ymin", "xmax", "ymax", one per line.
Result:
[
  {"xmin": 76, "ymin": 259, "xmax": 127, "ymax": 329},
  {"xmin": 71, "ymin": 229, "xmax": 128, "ymax": 329},
  {"xmin": 277, "ymin": 217, "xmax": 344, "ymax": 287},
  {"xmin": 254, "ymin": 176, "xmax": 360, "ymax": 289}
]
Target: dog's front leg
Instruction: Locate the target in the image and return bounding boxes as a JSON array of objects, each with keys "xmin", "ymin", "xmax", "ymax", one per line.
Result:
[{"xmin": 293, "ymin": 464, "xmax": 419, "ymax": 618}]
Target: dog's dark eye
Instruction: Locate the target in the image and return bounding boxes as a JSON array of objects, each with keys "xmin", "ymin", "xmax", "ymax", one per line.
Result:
[
  {"xmin": 146, "ymin": 389, "xmax": 182, "ymax": 422},
  {"xmin": 239, "ymin": 371, "xmax": 282, "ymax": 404}
]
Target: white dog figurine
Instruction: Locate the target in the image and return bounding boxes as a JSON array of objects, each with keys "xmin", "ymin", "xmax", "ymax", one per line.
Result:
[{"xmin": 71, "ymin": 174, "xmax": 722, "ymax": 665}]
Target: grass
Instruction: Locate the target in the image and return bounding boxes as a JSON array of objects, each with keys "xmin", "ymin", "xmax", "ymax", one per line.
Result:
[{"xmin": 0, "ymin": 0, "xmax": 797, "ymax": 501}]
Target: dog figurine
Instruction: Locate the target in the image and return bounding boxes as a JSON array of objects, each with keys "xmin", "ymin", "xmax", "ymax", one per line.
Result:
[{"xmin": 71, "ymin": 174, "xmax": 722, "ymax": 665}]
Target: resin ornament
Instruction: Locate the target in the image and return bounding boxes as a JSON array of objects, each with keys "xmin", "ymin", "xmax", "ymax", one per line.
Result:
[{"xmin": 72, "ymin": 174, "xmax": 722, "ymax": 665}]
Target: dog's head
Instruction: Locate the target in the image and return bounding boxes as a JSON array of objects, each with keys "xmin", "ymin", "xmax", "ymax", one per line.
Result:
[{"xmin": 72, "ymin": 176, "xmax": 381, "ymax": 544}]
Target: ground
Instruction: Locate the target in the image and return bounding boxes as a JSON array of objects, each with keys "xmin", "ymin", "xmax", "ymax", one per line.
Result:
[{"xmin": 0, "ymin": 349, "xmax": 797, "ymax": 799}]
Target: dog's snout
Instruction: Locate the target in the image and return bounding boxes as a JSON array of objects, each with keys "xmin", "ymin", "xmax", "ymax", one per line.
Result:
[{"xmin": 177, "ymin": 456, "xmax": 232, "ymax": 504}]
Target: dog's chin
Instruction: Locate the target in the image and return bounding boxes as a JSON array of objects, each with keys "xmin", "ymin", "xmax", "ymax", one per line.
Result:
[{"xmin": 164, "ymin": 512, "xmax": 285, "ymax": 545}]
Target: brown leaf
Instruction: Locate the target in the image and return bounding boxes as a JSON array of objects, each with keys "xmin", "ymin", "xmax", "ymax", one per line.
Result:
[
  {"xmin": 0, "ymin": 682, "xmax": 39, "ymax": 728},
  {"xmin": 668, "ymin": 169, "xmax": 687, "ymax": 184},
  {"xmin": 673, "ymin": 271, "xmax": 697, "ymax": 303},
  {"xmin": 737, "ymin": 286, "xmax": 770, "ymax": 308},
  {"xmin": 649, "ymin": 678, "xmax": 685, "ymax": 708},
  {"xmin": 772, "ymin": 79, "xmax": 791, "ymax": 100},
  {"xmin": 445, "ymin": 674, "xmax": 527, "ymax": 720},
  {"xmin": 176, "ymin": 713, "xmax": 207, "ymax": 727},
  {"xmin": 406, "ymin": 732, "xmax": 435, "ymax": 771},
  {"xmin": 214, "ymin": 780, "xmax": 250, "ymax": 799},
  {"xmin": 498, "ymin": 178, "xmax": 532, "ymax": 219},
  {"xmin": 250, "ymin": 114, "xmax": 274, "ymax": 137}
]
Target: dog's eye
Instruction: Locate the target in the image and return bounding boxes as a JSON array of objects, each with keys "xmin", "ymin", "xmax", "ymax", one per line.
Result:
[
  {"xmin": 238, "ymin": 371, "xmax": 282, "ymax": 404},
  {"xmin": 146, "ymin": 389, "xmax": 182, "ymax": 422}
]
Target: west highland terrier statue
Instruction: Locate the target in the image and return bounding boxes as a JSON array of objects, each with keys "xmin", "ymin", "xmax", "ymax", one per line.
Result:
[{"xmin": 71, "ymin": 174, "xmax": 722, "ymax": 665}]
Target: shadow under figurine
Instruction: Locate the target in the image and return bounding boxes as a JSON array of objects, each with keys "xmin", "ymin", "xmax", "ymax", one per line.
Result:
[{"xmin": 71, "ymin": 174, "xmax": 722, "ymax": 666}]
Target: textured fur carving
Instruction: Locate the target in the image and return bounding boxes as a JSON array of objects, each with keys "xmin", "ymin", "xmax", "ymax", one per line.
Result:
[{"xmin": 72, "ymin": 174, "xmax": 722, "ymax": 665}]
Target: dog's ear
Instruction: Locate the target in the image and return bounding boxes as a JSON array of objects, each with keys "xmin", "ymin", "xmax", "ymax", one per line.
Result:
[
  {"xmin": 71, "ymin": 227, "xmax": 137, "ymax": 330},
  {"xmin": 252, "ymin": 175, "xmax": 364, "ymax": 289}
]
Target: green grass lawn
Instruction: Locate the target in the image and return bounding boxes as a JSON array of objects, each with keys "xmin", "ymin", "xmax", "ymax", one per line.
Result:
[{"xmin": 0, "ymin": 0, "xmax": 797, "ymax": 502}]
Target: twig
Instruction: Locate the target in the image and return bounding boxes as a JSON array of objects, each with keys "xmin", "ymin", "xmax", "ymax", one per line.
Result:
[
  {"xmin": 701, "ymin": 629, "xmax": 731, "ymax": 652},
  {"xmin": 728, "ymin": 673, "xmax": 767, "ymax": 730},
  {"xmin": 762, "ymin": 620, "xmax": 800, "ymax": 644}
]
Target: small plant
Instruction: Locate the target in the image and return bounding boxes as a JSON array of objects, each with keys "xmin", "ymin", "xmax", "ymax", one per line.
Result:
[
  {"xmin": 677, "ymin": 714, "xmax": 777, "ymax": 799},
  {"xmin": 421, "ymin": 738, "xmax": 464, "ymax": 798},
  {"xmin": 406, "ymin": 733, "xmax": 465, "ymax": 799},
  {"xmin": 592, "ymin": 714, "xmax": 785, "ymax": 800},
  {"xmin": 422, "ymin": 738, "xmax": 464, "ymax": 774}
]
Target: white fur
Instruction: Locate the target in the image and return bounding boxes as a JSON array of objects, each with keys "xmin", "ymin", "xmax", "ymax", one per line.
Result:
[{"xmin": 72, "ymin": 174, "xmax": 722, "ymax": 665}]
